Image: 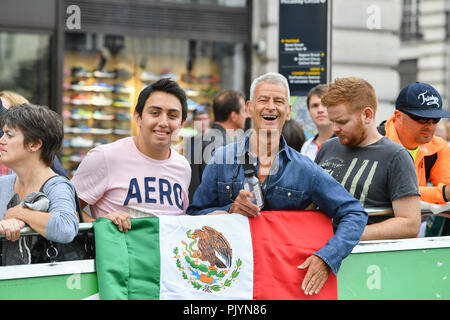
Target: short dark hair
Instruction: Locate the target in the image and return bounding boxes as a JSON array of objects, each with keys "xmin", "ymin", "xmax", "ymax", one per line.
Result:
[
  {"xmin": 0, "ymin": 104, "xmax": 63, "ymax": 166},
  {"xmin": 135, "ymin": 78, "xmax": 187, "ymax": 122},
  {"xmin": 306, "ymin": 84, "xmax": 329, "ymax": 110},
  {"xmin": 282, "ymin": 119, "xmax": 306, "ymax": 152},
  {"xmin": 212, "ymin": 90, "xmax": 245, "ymax": 122}
]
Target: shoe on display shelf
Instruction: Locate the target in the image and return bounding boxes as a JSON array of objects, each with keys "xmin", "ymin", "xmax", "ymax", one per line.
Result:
[
  {"xmin": 71, "ymin": 81, "xmax": 92, "ymax": 92},
  {"xmin": 114, "ymin": 112, "xmax": 132, "ymax": 121},
  {"xmin": 90, "ymin": 125, "xmax": 113, "ymax": 135},
  {"xmin": 70, "ymin": 125, "xmax": 92, "ymax": 134},
  {"xmin": 113, "ymin": 128, "xmax": 132, "ymax": 136},
  {"xmin": 62, "ymin": 110, "xmax": 71, "ymax": 119},
  {"xmin": 63, "ymin": 82, "xmax": 72, "ymax": 90},
  {"xmin": 70, "ymin": 152, "xmax": 86, "ymax": 163},
  {"xmin": 70, "ymin": 136, "xmax": 94, "ymax": 148},
  {"xmin": 71, "ymin": 94, "xmax": 91, "ymax": 105},
  {"xmin": 140, "ymin": 71, "xmax": 160, "ymax": 82},
  {"xmin": 93, "ymin": 69, "xmax": 116, "ymax": 79},
  {"xmin": 72, "ymin": 66, "xmax": 92, "ymax": 78},
  {"xmin": 93, "ymin": 110, "xmax": 115, "ymax": 120},
  {"xmin": 113, "ymin": 83, "xmax": 135, "ymax": 94},
  {"xmin": 159, "ymin": 70, "xmax": 179, "ymax": 81},
  {"xmin": 94, "ymin": 138, "xmax": 109, "ymax": 146},
  {"xmin": 62, "ymin": 139, "xmax": 71, "ymax": 148},
  {"xmin": 71, "ymin": 109, "xmax": 93, "ymax": 120},
  {"xmin": 91, "ymin": 94, "xmax": 113, "ymax": 106},
  {"xmin": 184, "ymin": 88, "xmax": 200, "ymax": 97},
  {"xmin": 181, "ymin": 73, "xmax": 197, "ymax": 83},
  {"xmin": 61, "ymin": 155, "xmax": 71, "ymax": 163},
  {"xmin": 198, "ymin": 75, "xmax": 221, "ymax": 84},
  {"xmin": 112, "ymin": 98, "xmax": 133, "ymax": 108},
  {"xmin": 115, "ymin": 68, "xmax": 132, "ymax": 80},
  {"xmin": 91, "ymin": 81, "xmax": 114, "ymax": 92},
  {"xmin": 62, "ymin": 96, "xmax": 72, "ymax": 104}
]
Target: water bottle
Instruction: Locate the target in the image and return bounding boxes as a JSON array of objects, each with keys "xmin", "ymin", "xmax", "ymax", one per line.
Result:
[{"xmin": 243, "ymin": 166, "xmax": 264, "ymax": 210}]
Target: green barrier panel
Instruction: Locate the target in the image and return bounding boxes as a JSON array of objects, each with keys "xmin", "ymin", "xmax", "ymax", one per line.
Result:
[
  {"xmin": 338, "ymin": 238, "xmax": 450, "ymax": 300},
  {"xmin": 1, "ymin": 237, "xmax": 449, "ymax": 300},
  {"xmin": 0, "ymin": 273, "xmax": 98, "ymax": 300},
  {"xmin": 0, "ymin": 260, "xmax": 98, "ymax": 300}
]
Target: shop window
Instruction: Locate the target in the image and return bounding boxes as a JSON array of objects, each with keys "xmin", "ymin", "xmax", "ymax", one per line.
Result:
[
  {"xmin": 0, "ymin": 32, "xmax": 51, "ymax": 106},
  {"xmin": 62, "ymin": 32, "xmax": 246, "ymax": 177},
  {"xmin": 401, "ymin": 0, "xmax": 422, "ymax": 41},
  {"xmin": 397, "ymin": 59, "xmax": 418, "ymax": 89}
]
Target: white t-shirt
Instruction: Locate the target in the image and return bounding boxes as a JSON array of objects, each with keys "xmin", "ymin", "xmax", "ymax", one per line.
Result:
[
  {"xmin": 72, "ymin": 137, "xmax": 191, "ymax": 218},
  {"xmin": 300, "ymin": 136, "xmax": 320, "ymax": 161}
]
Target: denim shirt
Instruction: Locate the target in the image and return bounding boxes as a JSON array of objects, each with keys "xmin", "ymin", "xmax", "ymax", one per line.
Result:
[{"xmin": 187, "ymin": 134, "xmax": 368, "ymax": 274}]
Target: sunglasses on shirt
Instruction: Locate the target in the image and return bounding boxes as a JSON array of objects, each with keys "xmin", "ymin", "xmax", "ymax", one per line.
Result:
[{"xmin": 403, "ymin": 111, "xmax": 441, "ymax": 124}]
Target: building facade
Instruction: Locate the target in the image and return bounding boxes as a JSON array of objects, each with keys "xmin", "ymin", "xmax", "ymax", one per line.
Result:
[
  {"xmin": 399, "ymin": 0, "xmax": 450, "ymax": 110},
  {"xmin": 251, "ymin": 0, "xmax": 404, "ymax": 124}
]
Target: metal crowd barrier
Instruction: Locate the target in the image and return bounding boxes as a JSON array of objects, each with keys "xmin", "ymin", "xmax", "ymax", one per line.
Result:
[{"xmin": 0, "ymin": 208, "xmax": 449, "ymax": 239}]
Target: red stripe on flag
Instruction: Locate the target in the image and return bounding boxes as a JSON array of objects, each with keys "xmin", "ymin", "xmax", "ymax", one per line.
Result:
[{"xmin": 249, "ymin": 210, "xmax": 337, "ymax": 300}]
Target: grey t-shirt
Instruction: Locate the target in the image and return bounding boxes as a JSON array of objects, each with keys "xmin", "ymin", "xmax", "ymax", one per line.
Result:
[
  {"xmin": 0, "ymin": 174, "xmax": 79, "ymax": 265},
  {"xmin": 315, "ymin": 137, "xmax": 420, "ymax": 224}
]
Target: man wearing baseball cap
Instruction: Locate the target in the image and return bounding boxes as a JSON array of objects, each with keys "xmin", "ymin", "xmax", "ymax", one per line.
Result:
[{"xmin": 380, "ymin": 82, "xmax": 450, "ymax": 208}]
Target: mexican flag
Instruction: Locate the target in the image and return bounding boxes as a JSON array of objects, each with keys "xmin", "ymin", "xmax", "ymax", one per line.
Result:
[{"xmin": 93, "ymin": 211, "xmax": 337, "ymax": 300}]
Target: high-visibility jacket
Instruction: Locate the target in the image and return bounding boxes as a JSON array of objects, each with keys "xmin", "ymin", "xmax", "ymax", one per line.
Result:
[{"xmin": 384, "ymin": 116, "xmax": 450, "ymax": 204}]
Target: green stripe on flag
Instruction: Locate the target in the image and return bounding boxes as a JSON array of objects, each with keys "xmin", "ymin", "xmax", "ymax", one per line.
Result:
[{"xmin": 94, "ymin": 217, "xmax": 161, "ymax": 300}]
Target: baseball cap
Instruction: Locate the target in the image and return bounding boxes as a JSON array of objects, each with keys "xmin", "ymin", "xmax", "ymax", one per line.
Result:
[{"xmin": 395, "ymin": 82, "xmax": 450, "ymax": 118}]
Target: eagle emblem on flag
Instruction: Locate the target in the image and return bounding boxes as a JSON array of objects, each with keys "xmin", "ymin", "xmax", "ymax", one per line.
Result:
[{"xmin": 173, "ymin": 226, "xmax": 242, "ymax": 293}]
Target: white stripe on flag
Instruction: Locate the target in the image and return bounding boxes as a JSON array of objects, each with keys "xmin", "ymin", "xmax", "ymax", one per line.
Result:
[{"xmin": 159, "ymin": 214, "xmax": 254, "ymax": 300}]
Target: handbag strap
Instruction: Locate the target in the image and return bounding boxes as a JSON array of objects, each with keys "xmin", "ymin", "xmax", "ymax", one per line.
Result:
[{"xmin": 38, "ymin": 174, "xmax": 84, "ymax": 223}]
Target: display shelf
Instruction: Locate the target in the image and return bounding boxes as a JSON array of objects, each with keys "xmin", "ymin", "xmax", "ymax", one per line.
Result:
[{"xmin": 61, "ymin": 42, "xmax": 223, "ymax": 177}]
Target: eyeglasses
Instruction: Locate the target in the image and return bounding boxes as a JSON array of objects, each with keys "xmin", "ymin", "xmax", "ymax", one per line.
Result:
[{"xmin": 403, "ymin": 111, "xmax": 440, "ymax": 124}]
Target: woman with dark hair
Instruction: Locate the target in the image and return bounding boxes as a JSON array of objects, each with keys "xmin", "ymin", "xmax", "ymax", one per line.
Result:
[
  {"xmin": 0, "ymin": 104, "xmax": 78, "ymax": 265},
  {"xmin": 0, "ymin": 92, "xmax": 67, "ymax": 177},
  {"xmin": 282, "ymin": 119, "xmax": 306, "ymax": 152}
]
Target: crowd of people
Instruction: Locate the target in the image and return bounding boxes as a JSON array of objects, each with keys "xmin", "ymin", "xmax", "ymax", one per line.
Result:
[{"xmin": 0, "ymin": 72, "xmax": 449, "ymax": 296}]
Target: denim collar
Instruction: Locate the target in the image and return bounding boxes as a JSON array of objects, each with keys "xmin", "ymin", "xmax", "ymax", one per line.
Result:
[{"xmin": 236, "ymin": 130, "xmax": 292, "ymax": 162}]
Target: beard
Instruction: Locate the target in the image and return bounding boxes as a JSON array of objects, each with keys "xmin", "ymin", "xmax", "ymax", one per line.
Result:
[{"xmin": 337, "ymin": 119, "xmax": 367, "ymax": 147}]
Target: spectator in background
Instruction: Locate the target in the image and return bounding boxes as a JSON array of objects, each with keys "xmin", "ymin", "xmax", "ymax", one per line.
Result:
[
  {"xmin": 282, "ymin": 119, "xmax": 306, "ymax": 152},
  {"xmin": 435, "ymin": 120, "xmax": 449, "ymax": 145},
  {"xmin": 0, "ymin": 91, "xmax": 30, "ymax": 176},
  {"xmin": 192, "ymin": 105, "xmax": 211, "ymax": 136},
  {"xmin": 446, "ymin": 120, "xmax": 450, "ymax": 145},
  {"xmin": 379, "ymin": 82, "xmax": 450, "ymax": 236},
  {"xmin": 0, "ymin": 91, "xmax": 67, "ymax": 177},
  {"xmin": 301, "ymin": 84, "xmax": 335, "ymax": 161},
  {"xmin": 0, "ymin": 91, "xmax": 29, "ymax": 109},
  {"xmin": 316, "ymin": 77, "xmax": 420, "ymax": 240},
  {"xmin": 185, "ymin": 90, "xmax": 247, "ymax": 203}
]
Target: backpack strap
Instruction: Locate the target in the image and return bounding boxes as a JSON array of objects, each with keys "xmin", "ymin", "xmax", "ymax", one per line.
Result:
[{"xmin": 38, "ymin": 175, "xmax": 84, "ymax": 223}]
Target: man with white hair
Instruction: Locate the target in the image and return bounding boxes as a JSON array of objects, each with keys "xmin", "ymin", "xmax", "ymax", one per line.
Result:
[{"xmin": 187, "ymin": 72, "xmax": 367, "ymax": 296}]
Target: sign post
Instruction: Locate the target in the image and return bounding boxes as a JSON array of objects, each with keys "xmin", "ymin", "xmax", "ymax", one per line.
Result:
[{"xmin": 278, "ymin": 0, "xmax": 331, "ymax": 137}]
